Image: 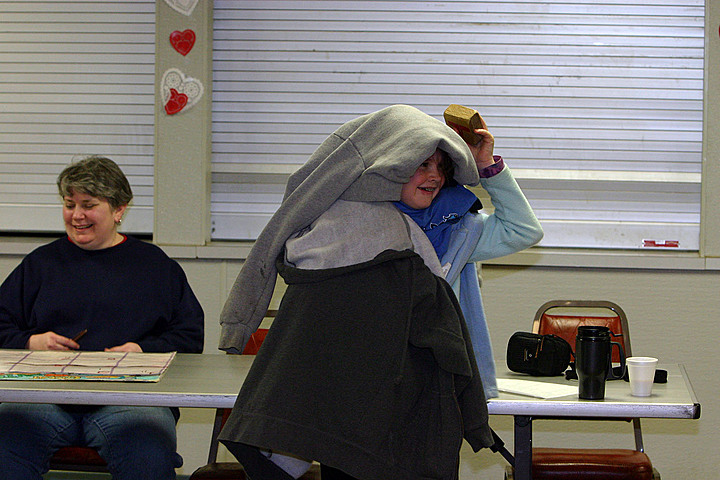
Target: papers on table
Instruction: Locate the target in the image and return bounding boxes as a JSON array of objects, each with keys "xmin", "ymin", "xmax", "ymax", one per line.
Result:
[
  {"xmin": 497, "ymin": 378, "xmax": 578, "ymax": 399},
  {"xmin": 0, "ymin": 350, "xmax": 176, "ymax": 382}
]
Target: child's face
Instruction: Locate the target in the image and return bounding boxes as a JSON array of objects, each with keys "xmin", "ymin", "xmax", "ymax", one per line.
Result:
[{"xmin": 400, "ymin": 150, "xmax": 446, "ymax": 209}]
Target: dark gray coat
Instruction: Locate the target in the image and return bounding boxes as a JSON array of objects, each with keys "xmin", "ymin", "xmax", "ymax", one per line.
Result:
[{"xmin": 219, "ymin": 249, "xmax": 494, "ymax": 480}]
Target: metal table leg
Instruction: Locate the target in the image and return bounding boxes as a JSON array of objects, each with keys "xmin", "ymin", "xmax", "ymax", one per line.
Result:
[{"xmin": 514, "ymin": 415, "xmax": 533, "ymax": 480}]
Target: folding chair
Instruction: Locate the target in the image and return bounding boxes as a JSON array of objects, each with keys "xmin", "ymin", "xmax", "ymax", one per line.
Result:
[{"xmin": 504, "ymin": 300, "xmax": 660, "ymax": 480}]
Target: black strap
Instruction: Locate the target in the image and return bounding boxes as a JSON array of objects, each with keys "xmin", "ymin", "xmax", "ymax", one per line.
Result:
[
  {"xmin": 489, "ymin": 428, "xmax": 515, "ymax": 467},
  {"xmin": 564, "ymin": 363, "xmax": 667, "ymax": 383}
]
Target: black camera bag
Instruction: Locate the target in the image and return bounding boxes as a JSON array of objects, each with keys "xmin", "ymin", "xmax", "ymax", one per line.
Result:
[{"xmin": 506, "ymin": 332, "xmax": 573, "ymax": 376}]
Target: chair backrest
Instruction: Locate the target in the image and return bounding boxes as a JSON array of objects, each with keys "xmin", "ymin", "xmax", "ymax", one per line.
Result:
[
  {"xmin": 241, "ymin": 328, "xmax": 269, "ymax": 355},
  {"xmin": 532, "ymin": 300, "xmax": 632, "ymax": 362},
  {"xmin": 240, "ymin": 309, "xmax": 275, "ymax": 354}
]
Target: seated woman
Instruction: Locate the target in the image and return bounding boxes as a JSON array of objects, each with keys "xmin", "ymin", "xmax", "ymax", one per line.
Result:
[{"xmin": 0, "ymin": 155, "xmax": 204, "ymax": 480}]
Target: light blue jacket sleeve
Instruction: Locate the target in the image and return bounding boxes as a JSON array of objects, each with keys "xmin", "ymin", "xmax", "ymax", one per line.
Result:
[{"xmin": 466, "ymin": 166, "xmax": 543, "ymax": 263}]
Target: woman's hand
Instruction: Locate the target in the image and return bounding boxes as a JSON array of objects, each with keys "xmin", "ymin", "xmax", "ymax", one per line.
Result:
[
  {"xmin": 26, "ymin": 332, "xmax": 79, "ymax": 351},
  {"xmin": 105, "ymin": 342, "xmax": 142, "ymax": 353}
]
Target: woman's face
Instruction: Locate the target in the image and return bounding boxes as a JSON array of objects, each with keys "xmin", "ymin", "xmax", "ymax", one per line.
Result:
[
  {"xmin": 400, "ymin": 150, "xmax": 447, "ymax": 209},
  {"xmin": 62, "ymin": 191, "xmax": 126, "ymax": 250}
]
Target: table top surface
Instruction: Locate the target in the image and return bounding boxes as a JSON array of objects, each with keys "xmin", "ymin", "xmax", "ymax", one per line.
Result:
[
  {"xmin": 490, "ymin": 364, "xmax": 700, "ymax": 419},
  {"xmin": 0, "ymin": 352, "xmax": 250, "ymax": 408},
  {"xmin": 0, "ymin": 352, "xmax": 701, "ymax": 419}
]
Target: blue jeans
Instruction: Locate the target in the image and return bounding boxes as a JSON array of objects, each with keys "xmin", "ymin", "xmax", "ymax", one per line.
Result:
[{"xmin": 0, "ymin": 403, "xmax": 182, "ymax": 480}]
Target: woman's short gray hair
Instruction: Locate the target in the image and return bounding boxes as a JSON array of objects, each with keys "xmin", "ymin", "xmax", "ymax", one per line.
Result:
[{"xmin": 57, "ymin": 156, "xmax": 133, "ymax": 209}]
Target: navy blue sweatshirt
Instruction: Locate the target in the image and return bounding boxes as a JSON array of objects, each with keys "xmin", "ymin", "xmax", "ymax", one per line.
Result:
[{"xmin": 0, "ymin": 236, "xmax": 204, "ymax": 353}]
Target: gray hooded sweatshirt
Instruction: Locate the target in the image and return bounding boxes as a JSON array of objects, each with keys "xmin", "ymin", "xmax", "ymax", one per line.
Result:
[{"xmin": 219, "ymin": 104, "xmax": 480, "ymax": 352}]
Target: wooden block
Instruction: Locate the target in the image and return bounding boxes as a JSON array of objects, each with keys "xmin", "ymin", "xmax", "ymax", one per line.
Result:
[{"xmin": 443, "ymin": 104, "xmax": 484, "ymax": 145}]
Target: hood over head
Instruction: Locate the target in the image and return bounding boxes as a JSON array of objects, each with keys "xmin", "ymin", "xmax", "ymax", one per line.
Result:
[
  {"xmin": 285, "ymin": 104, "xmax": 479, "ymax": 204},
  {"xmin": 219, "ymin": 104, "xmax": 478, "ymax": 352}
]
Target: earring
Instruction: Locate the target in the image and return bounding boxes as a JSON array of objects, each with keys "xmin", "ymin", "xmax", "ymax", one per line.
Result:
[{"xmin": 116, "ymin": 218, "xmax": 122, "ymax": 225}]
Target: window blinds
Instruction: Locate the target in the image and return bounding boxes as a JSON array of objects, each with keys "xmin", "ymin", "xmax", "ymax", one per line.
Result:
[
  {"xmin": 0, "ymin": 1, "xmax": 155, "ymax": 234},
  {"xmin": 211, "ymin": 0, "xmax": 704, "ymax": 249}
]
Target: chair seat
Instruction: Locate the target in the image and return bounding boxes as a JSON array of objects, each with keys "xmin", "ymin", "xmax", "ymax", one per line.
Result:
[
  {"xmin": 49, "ymin": 446, "xmax": 107, "ymax": 470},
  {"xmin": 531, "ymin": 448, "xmax": 655, "ymax": 480},
  {"xmin": 190, "ymin": 461, "xmax": 321, "ymax": 480},
  {"xmin": 189, "ymin": 462, "xmax": 248, "ymax": 480}
]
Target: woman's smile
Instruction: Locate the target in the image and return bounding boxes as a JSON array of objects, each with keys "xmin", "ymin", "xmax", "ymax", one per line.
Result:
[{"xmin": 63, "ymin": 191, "xmax": 126, "ymax": 250}]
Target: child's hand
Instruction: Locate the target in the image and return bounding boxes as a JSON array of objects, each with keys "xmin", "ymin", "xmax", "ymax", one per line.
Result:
[
  {"xmin": 450, "ymin": 119, "xmax": 495, "ymax": 171},
  {"xmin": 468, "ymin": 127, "xmax": 495, "ymax": 171}
]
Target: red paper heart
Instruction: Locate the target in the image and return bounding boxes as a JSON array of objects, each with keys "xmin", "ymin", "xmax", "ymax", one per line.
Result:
[
  {"xmin": 169, "ymin": 29, "xmax": 196, "ymax": 56},
  {"xmin": 165, "ymin": 88, "xmax": 188, "ymax": 115}
]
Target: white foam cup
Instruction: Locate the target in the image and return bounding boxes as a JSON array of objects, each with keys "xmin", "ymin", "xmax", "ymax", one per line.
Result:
[{"xmin": 626, "ymin": 356, "xmax": 658, "ymax": 397}]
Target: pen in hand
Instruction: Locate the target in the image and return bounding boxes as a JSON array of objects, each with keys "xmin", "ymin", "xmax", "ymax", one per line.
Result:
[{"xmin": 72, "ymin": 329, "xmax": 88, "ymax": 343}]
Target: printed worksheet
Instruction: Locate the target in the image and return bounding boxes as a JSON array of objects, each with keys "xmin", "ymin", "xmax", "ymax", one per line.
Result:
[
  {"xmin": 497, "ymin": 378, "xmax": 579, "ymax": 399},
  {"xmin": 0, "ymin": 350, "xmax": 176, "ymax": 382}
]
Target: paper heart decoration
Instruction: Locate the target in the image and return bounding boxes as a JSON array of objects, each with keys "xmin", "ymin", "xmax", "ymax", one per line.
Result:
[
  {"xmin": 164, "ymin": 0, "xmax": 198, "ymax": 16},
  {"xmin": 165, "ymin": 88, "xmax": 188, "ymax": 115},
  {"xmin": 170, "ymin": 29, "xmax": 195, "ymax": 56},
  {"xmin": 161, "ymin": 68, "xmax": 203, "ymax": 115}
]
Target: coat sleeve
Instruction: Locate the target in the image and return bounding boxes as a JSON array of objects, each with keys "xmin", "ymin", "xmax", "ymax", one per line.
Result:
[{"xmin": 467, "ymin": 166, "xmax": 543, "ymax": 262}]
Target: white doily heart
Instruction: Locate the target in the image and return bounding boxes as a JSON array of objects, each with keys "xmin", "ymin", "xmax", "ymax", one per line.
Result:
[
  {"xmin": 164, "ymin": 0, "xmax": 199, "ymax": 16},
  {"xmin": 161, "ymin": 68, "xmax": 204, "ymax": 115}
]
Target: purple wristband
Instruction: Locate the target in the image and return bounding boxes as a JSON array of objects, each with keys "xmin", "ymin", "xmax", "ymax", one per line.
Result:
[{"xmin": 479, "ymin": 155, "xmax": 505, "ymax": 178}]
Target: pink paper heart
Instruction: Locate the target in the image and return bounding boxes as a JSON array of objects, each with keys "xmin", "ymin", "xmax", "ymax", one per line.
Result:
[
  {"xmin": 164, "ymin": 88, "xmax": 188, "ymax": 115},
  {"xmin": 169, "ymin": 29, "xmax": 196, "ymax": 56}
]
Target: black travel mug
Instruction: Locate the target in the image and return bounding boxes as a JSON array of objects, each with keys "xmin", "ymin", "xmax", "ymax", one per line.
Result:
[{"xmin": 575, "ymin": 326, "xmax": 625, "ymax": 400}]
